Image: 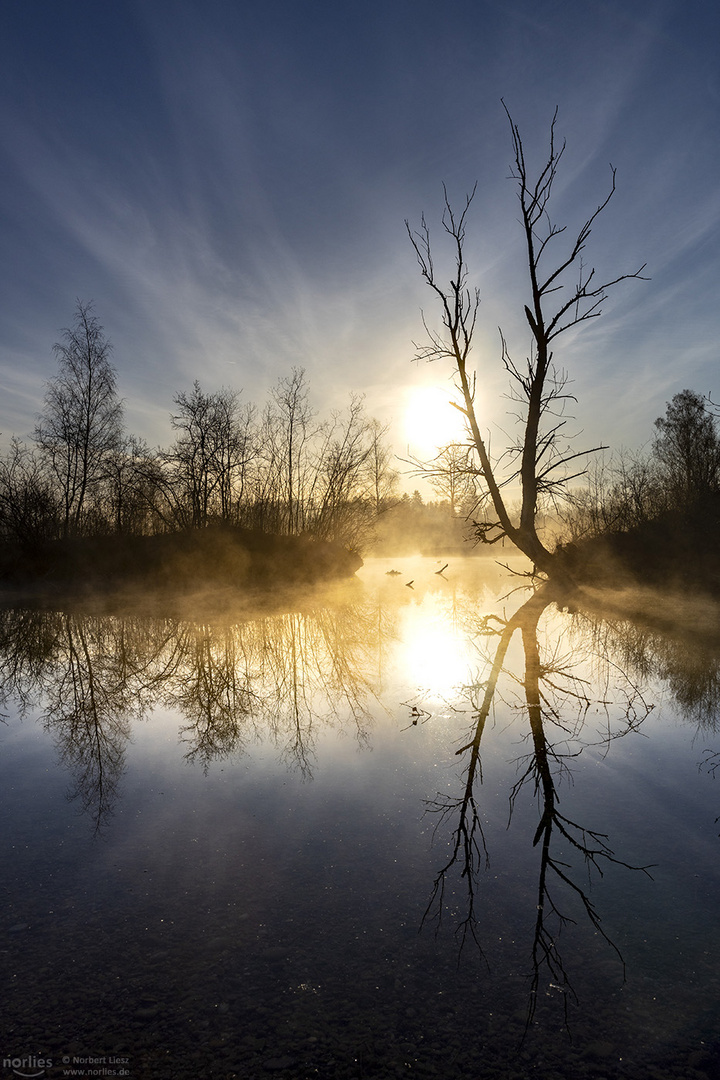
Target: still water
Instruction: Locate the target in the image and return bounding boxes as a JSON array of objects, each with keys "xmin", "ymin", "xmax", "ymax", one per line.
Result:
[{"xmin": 1, "ymin": 557, "xmax": 719, "ymax": 1079}]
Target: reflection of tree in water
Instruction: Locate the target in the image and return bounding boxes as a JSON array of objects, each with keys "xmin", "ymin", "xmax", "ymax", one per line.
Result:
[
  {"xmin": 422, "ymin": 586, "xmax": 654, "ymax": 1032},
  {"xmin": 574, "ymin": 605, "xmax": 720, "ymax": 734},
  {"xmin": 6, "ymin": 575, "xmax": 714, "ymax": 1030},
  {"xmin": 164, "ymin": 622, "xmax": 262, "ymax": 769},
  {"xmin": 164, "ymin": 603, "xmax": 381, "ymax": 775},
  {"xmin": 571, "ymin": 600, "xmax": 720, "ymax": 822},
  {"xmin": 0, "ymin": 597, "xmax": 393, "ymax": 827},
  {"xmin": 0, "ymin": 609, "xmax": 169, "ymax": 831},
  {"xmin": 252, "ymin": 604, "xmax": 381, "ymax": 774},
  {"xmin": 47, "ymin": 616, "xmax": 131, "ymax": 831}
]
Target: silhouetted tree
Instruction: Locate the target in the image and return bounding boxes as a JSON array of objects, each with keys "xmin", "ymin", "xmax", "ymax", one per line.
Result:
[
  {"xmin": 163, "ymin": 381, "xmax": 257, "ymax": 527},
  {"xmin": 407, "ymin": 106, "xmax": 646, "ymax": 574},
  {"xmin": 100, "ymin": 435, "xmax": 159, "ymax": 535},
  {"xmin": 306, "ymin": 395, "xmax": 378, "ymax": 546},
  {"xmin": 653, "ymin": 389, "xmax": 720, "ymax": 503},
  {"xmin": 266, "ymin": 367, "xmax": 314, "ymax": 534},
  {"xmin": 34, "ymin": 302, "xmax": 123, "ymax": 537},
  {"xmin": 0, "ymin": 437, "xmax": 60, "ymax": 543},
  {"xmin": 367, "ymin": 418, "xmax": 399, "ymax": 516},
  {"xmin": 417, "ymin": 442, "xmax": 478, "ymax": 516},
  {"xmin": 563, "ymin": 451, "xmax": 666, "ymax": 541}
]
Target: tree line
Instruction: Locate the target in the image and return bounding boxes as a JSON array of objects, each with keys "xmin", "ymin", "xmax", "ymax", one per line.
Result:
[
  {"xmin": 0, "ymin": 302, "xmax": 398, "ymax": 551},
  {"xmin": 564, "ymin": 388, "xmax": 720, "ymax": 542}
]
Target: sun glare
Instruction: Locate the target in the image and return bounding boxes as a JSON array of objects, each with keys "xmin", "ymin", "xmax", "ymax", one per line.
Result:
[
  {"xmin": 404, "ymin": 386, "xmax": 468, "ymax": 459},
  {"xmin": 399, "ymin": 598, "xmax": 472, "ymax": 698}
]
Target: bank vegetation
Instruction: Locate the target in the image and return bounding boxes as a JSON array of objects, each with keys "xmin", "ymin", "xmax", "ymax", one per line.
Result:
[{"xmin": 0, "ymin": 305, "xmax": 396, "ymax": 591}]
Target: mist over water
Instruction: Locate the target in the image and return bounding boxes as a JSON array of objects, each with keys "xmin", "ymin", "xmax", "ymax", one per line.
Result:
[{"xmin": 1, "ymin": 557, "xmax": 719, "ymax": 1079}]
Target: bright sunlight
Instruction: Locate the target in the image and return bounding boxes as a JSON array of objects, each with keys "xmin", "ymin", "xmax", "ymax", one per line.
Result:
[
  {"xmin": 398, "ymin": 594, "xmax": 473, "ymax": 699},
  {"xmin": 404, "ymin": 386, "xmax": 468, "ymax": 459}
]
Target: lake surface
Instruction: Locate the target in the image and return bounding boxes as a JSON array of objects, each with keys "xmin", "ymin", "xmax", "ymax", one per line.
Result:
[{"xmin": 1, "ymin": 556, "xmax": 719, "ymax": 1080}]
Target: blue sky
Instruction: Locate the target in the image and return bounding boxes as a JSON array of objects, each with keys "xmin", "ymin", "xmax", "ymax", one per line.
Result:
[{"xmin": 1, "ymin": 0, "xmax": 718, "ymax": 468}]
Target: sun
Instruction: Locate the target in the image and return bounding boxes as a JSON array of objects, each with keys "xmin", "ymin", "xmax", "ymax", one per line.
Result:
[
  {"xmin": 404, "ymin": 386, "xmax": 468, "ymax": 459},
  {"xmin": 399, "ymin": 606, "xmax": 473, "ymax": 698}
]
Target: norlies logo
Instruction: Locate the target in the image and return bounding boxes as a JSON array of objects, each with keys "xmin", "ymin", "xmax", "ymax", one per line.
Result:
[{"xmin": 2, "ymin": 1058, "xmax": 52, "ymax": 1079}]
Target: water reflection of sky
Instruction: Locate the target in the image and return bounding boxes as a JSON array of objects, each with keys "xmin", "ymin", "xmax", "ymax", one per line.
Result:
[{"xmin": 1, "ymin": 558, "xmax": 720, "ymax": 1078}]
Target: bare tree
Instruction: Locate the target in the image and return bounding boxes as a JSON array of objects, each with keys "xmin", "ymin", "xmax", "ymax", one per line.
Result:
[
  {"xmin": 306, "ymin": 394, "xmax": 378, "ymax": 547},
  {"xmin": 563, "ymin": 450, "xmax": 666, "ymax": 542},
  {"xmin": 0, "ymin": 437, "xmax": 60, "ymax": 544},
  {"xmin": 34, "ymin": 301, "xmax": 124, "ymax": 537},
  {"xmin": 103, "ymin": 435, "xmax": 160, "ymax": 535},
  {"xmin": 414, "ymin": 441, "xmax": 478, "ymax": 517},
  {"xmin": 406, "ymin": 106, "xmax": 646, "ymax": 575},
  {"xmin": 163, "ymin": 381, "xmax": 257, "ymax": 528},
  {"xmin": 275, "ymin": 367, "xmax": 314, "ymax": 534},
  {"xmin": 366, "ymin": 418, "xmax": 399, "ymax": 516},
  {"xmin": 255, "ymin": 368, "xmax": 315, "ymax": 534}
]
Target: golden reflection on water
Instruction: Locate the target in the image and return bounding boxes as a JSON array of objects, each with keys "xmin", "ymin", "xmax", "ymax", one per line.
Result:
[
  {"xmin": 3, "ymin": 556, "xmax": 720, "ymax": 836},
  {"xmin": 0, "ymin": 556, "xmax": 528, "ymax": 833},
  {"xmin": 2, "ymin": 557, "xmax": 720, "ymax": 1063},
  {"xmin": 358, "ymin": 554, "xmax": 529, "ymax": 695},
  {"xmin": 0, "ymin": 563, "xmax": 714, "ymax": 798},
  {"xmin": 397, "ymin": 594, "xmax": 475, "ymax": 698}
]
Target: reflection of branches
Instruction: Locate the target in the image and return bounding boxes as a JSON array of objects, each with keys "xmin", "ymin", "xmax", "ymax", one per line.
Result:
[
  {"xmin": 165, "ymin": 624, "xmax": 261, "ymax": 772},
  {"xmin": 701, "ymin": 749, "xmax": 720, "ymax": 778},
  {"xmin": 572, "ymin": 602, "xmax": 720, "ymax": 830},
  {"xmin": 423, "ymin": 591, "xmax": 528, "ymax": 953},
  {"xmin": 250, "ymin": 604, "xmax": 379, "ymax": 776},
  {"xmin": 422, "ymin": 584, "xmax": 653, "ymax": 1031},
  {"xmin": 0, "ymin": 591, "xmax": 394, "ymax": 822},
  {"xmin": 699, "ymin": 751, "xmax": 720, "ymax": 839},
  {"xmin": 572, "ymin": 599, "xmax": 720, "ymax": 734},
  {"xmin": 0, "ymin": 609, "xmax": 147, "ymax": 831},
  {"xmin": 516, "ymin": 609, "xmax": 654, "ymax": 1029},
  {"xmin": 43, "ymin": 615, "xmax": 136, "ymax": 833},
  {"xmin": 400, "ymin": 700, "xmax": 432, "ymax": 730},
  {"xmin": 0, "ymin": 608, "xmax": 63, "ymax": 715}
]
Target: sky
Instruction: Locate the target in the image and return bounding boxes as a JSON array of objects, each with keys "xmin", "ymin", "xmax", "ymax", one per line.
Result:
[{"xmin": 1, "ymin": 0, "xmax": 719, "ymax": 478}]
